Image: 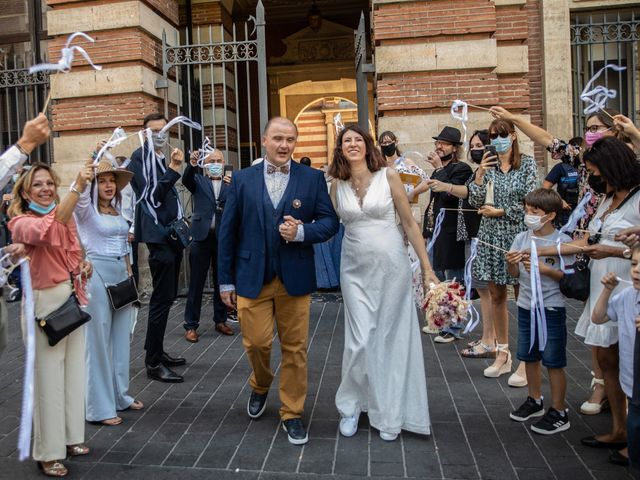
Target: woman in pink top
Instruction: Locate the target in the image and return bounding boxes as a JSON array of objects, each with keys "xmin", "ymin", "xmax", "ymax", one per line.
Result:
[{"xmin": 8, "ymin": 163, "xmax": 93, "ymax": 478}]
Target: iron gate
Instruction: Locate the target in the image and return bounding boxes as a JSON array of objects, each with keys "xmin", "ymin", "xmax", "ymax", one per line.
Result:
[
  {"xmin": 157, "ymin": 0, "xmax": 268, "ymax": 168},
  {"xmin": 0, "ymin": 53, "xmax": 50, "ymax": 164},
  {"xmin": 571, "ymin": 10, "xmax": 638, "ymax": 136},
  {"xmin": 354, "ymin": 11, "xmax": 373, "ymax": 132}
]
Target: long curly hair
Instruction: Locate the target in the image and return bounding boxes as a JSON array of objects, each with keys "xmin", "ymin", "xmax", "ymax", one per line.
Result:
[{"xmin": 328, "ymin": 125, "xmax": 386, "ymax": 180}]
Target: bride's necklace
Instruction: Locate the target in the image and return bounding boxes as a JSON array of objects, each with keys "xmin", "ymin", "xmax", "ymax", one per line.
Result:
[{"xmin": 350, "ymin": 171, "xmax": 373, "ymax": 206}]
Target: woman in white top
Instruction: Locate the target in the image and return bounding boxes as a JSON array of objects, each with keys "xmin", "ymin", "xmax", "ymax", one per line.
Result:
[{"xmin": 74, "ymin": 159, "xmax": 144, "ymax": 425}]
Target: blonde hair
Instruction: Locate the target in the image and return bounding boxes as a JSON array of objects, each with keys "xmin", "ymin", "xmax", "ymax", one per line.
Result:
[{"xmin": 8, "ymin": 163, "xmax": 61, "ymax": 218}]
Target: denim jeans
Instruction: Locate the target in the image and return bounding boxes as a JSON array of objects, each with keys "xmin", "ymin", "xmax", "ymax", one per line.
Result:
[{"xmin": 629, "ymin": 400, "xmax": 640, "ymax": 474}]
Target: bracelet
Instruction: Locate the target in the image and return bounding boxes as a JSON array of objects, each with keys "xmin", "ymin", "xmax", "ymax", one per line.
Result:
[
  {"xmin": 69, "ymin": 181, "xmax": 81, "ymax": 196},
  {"xmin": 14, "ymin": 143, "xmax": 27, "ymax": 156}
]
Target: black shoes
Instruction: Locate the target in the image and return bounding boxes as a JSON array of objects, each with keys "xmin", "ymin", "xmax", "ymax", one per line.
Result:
[
  {"xmin": 146, "ymin": 363, "xmax": 184, "ymax": 383},
  {"xmin": 530, "ymin": 408, "xmax": 570, "ymax": 435},
  {"xmin": 609, "ymin": 450, "xmax": 630, "ymax": 466},
  {"xmin": 282, "ymin": 418, "xmax": 309, "ymax": 445},
  {"xmin": 581, "ymin": 436, "xmax": 627, "ymax": 450},
  {"xmin": 161, "ymin": 352, "xmax": 186, "ymax": 367},
  {"xmin": 247, "ymin": 391, "xmax": 268, "ymax": 419},
  {"xmin": 510, "ymin": 396, "xmax": 544, "ymax": 422}
]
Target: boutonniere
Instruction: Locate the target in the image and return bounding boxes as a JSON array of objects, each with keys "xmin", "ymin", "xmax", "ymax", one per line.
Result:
[{"xmin": 292, "ymin": 199, "xmax": 302, "ymax": 209}]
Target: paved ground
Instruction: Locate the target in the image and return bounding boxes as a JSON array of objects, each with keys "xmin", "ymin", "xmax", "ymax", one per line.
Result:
[{"xmin": 0, "ymin": 293, "xmax": 635, "ymax": 479}]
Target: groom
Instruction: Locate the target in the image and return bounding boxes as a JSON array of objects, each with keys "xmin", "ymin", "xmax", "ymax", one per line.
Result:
[{"xmin": 218, "ymin": 117, "xmax": 339, "ymax": 445}]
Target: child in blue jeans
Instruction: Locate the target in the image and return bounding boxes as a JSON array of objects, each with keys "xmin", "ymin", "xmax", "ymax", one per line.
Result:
[
  {"xmin": 506, "ymin": 189, "xmax": 573, "ymax": 435},
  {"xmin": 592, "ymin": 247, "xmax": 640, "ymax": 470}
]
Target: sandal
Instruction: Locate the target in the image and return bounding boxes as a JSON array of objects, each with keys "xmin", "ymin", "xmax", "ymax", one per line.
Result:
[
  {"xmin": 461, "ymin": 342, "xmax": 496, "ymax": 358},
  {"xmin": 580, "ymin": 372, "xmax": 608, "ymax": 415},
  {"xmin": 466, "ymin": 339, "xmax": 481, "ymax": 349},
  {"xmin": 38, "ymin": 461, "xmax": 68, "ymax": 477},
  {"xmin": 129, "ymin": 400, "xmax": 144, "ymax": 410},
  {"xmin": 66, "ymin": 444, "xmax": 90, "ymax": 456},
  {"xmin": 94, "ymin": 417, "xmax": 122, "ymax": 426}
]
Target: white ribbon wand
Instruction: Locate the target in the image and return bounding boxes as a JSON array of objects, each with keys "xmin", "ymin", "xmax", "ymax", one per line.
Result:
[
  {"xmin": 17, "ymin": 260, "xmax": 35, "ymax": 461},
  {"xmin": 580, "ymin": 64, "xmax": 626, "ymax": 120},
  {"xmin": 93, "ymin": 127, "xmax": 129, "ymax": 165},
  {"xmin": 30, "ymin": 32, "xmax": 102, "ymax": 114},
  {"xmin": 334, "ymin": 113, "xmax": 344, "ymax": 136}
]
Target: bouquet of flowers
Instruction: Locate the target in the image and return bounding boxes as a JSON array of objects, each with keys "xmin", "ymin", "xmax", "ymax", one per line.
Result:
[{"xmin": 422, "ymin": 280, "xmax": 470, "ymax": 331}]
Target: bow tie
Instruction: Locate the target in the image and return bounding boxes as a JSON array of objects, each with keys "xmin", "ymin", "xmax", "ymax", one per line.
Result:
[{"xmin": 266, "ymin": 164, "xmax": 289, "ymax": 175}]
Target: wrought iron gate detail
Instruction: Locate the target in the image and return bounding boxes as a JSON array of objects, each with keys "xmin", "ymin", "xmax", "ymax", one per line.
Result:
[{"xmin": 354, "ymin": 12, "xmax": 374, "ymax": 132}]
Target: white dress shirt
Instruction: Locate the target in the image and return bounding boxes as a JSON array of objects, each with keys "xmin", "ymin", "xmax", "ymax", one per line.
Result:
[{"xmin": 0, "ymin": 146, "xmax": 27, "ymax": 190}]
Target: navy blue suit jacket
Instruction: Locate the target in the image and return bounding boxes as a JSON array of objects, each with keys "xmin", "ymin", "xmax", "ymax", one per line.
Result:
[
  {"xmin": 182, "ymin": 164, "xmax": 229, "ymax": 242},
  {"xmin": 217, "ymin": 161, "xmax": 339, "ymax": 298},
  {"xmin": 127, "ymin": 146, "xmax": 182, "ymax": 244}
]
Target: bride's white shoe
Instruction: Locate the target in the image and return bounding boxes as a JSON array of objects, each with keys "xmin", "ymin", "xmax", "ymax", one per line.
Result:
[
  {"xmin": 379, "ymin": 431, "xmax": 398, "ymax": 441},
  {"xmin": 339, "ymin": 414, "xmax": 359, "ymax": 437}
]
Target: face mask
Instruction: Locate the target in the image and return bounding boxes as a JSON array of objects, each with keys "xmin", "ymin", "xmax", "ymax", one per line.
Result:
[
  {"xmin": 28, "ymin": 200, "xmax": 55, "ymax": 215},
  {"xmin": 381, "ymin": 143, "xmax": 396, "ymax": 157},
  {"xmin": 584, "ymin": 130, "xmax": 604, "ymax": 148},
  {"xmin": 588, "ymin": 173, "xmax": 607, "ymax": 194},
  {"xmin": 12, "ymin": 174, "xmax": 19, "ymax": 183},
  {"xmin": 491, "ymin": 136, "xmax": 513, "ymax": 154},
  {"xmin": 151, "ymin": 132, "xmax": 168, "ymax": 150},
  {"xmin": 524, "ymin": 214, "xmax": 547, "ymax": 232},
  {"xmin": 206, "ymin": 163, "xmax": 223, "ymax": 178},
  {"xmin": 469, "ymin": 149, "xmax": 484, "ymax": 163},
  {"xmin": 439, "ymin": 152, "xmax": 453, "ymax": 162}
]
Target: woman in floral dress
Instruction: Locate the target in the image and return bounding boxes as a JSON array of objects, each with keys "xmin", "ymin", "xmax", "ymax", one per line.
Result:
[
  {"xmin": 489, "ymin": 106, "xmax": 622, "ymax": 415},
  {"xmin": 468, "ymin": 117, "xmax": 538, "ymax": 380}
]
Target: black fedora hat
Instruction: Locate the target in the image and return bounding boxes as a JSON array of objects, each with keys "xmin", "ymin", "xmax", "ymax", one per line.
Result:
[{"xmin": 432, "ymin": 126, "xmax": 463, "ymax": 146}]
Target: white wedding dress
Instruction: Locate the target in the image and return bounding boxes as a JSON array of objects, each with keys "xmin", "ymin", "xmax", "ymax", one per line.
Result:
[{"xmin": 334, "ymin": 168, "xmax": 430, "ymax": 435}]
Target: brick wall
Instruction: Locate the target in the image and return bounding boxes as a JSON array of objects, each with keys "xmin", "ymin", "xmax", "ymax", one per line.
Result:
[
  {"xmin": 526, "ymin": 0, "xmax": 544, "ymax": 161},
  {"xmin": 203, "ymin": 125, "xmax": 238, "ymax": 152},
  {"xmin": 202, "ymin": 84, "xmax": 236, "ymax": 112}
]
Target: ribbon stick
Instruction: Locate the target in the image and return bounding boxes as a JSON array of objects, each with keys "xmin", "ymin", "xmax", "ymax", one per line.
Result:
[
  {"xmin": 334, "ymin": 113, "xmax": 344, "ymax": 136},
  {"xmin": 451, "ymin": 100, "xmax": 469, "ymax": 148},
  {"xmin": 463, "ymin": 238, "xmax": 481, "ymax": 334},
  {"xmin": 93, "ymin": 127, "xmax": 128, "ymax": 165},
  {"xmin": 158, "ymin": 115, "xmax": 202, "ymax": 137},
  {"xmin": 580, "ymin": 64, "xmax": 626, "ymax": 117},
  {"xmin": 196, "ymin": 136, "xmax": 215, "ymax": 167},
  {"xmin": 529, "ymin": 238, "xmax": 547, "ymax": 352},
  {"xmin": 29, "ymin": 32, "xmax": 102, "ymax": 113},
  {"xmin": 427, "ymin": 208, "xmax": 446, "ymax": 254},
  {"xmin": 559, "ymin": 191, "xmax": 592, "ymax": 235},
  {"xmin": 17, "ymin": 260, "xmax": 35, "ymax": 461}
]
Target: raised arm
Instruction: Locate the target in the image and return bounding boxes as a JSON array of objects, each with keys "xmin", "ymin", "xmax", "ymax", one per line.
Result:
[{"xmin": 490, "ymin": 106, "xmax": 554, "ymax": 148}]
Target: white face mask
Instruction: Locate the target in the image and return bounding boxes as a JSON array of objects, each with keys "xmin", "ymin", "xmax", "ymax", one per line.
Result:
[{"xmin": 524, "ymin": 214, "xmax": 548, "ymax": 232}]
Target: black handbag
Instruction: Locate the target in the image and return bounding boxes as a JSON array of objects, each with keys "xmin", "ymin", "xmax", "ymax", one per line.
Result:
[
  {"xmin": 106, "ymin": 276, "xmax": 139, "ymax": 310},
  {"xmin": 166, "ymin": 217, "xmax": 193, "ymax": 251},
  {"xmin": 36, "ymin": 294, "xmax": 91, "ymax": 347},
  {"xmin": 559, "ymin": 255, "xmax": 590, "ymax": 301}
]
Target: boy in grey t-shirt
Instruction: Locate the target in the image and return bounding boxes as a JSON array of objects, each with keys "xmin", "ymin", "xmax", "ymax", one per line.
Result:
[{"xmin": 506, "ymin": 188, "xmax": 574, "ymax": 435}]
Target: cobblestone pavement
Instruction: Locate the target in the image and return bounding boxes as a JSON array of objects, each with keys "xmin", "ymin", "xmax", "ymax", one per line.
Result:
[{"xmin": 0, "ymin": 294, "xmax": 634, "ymax": 479}]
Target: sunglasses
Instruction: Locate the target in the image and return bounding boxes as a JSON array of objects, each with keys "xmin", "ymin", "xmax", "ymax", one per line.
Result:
[{"xmin": 488, "ymin": 131, "xmax": 511, "ymax": 140}]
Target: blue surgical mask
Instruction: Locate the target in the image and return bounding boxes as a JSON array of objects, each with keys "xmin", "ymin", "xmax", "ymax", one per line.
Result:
[
  {"xmin": 206, "ymin": 163, "xmax": 223, "ymax": 178},
  {"xmin": 491, "ymin": 136, "xmax": 513, "ymax": 154},
  {"xmin": 11, "ymin": 174, "xmax": 19, "ymax": 183},
  {"xmin": 28, "ymin": 200, "xmax": 55, "ymax": 215}
]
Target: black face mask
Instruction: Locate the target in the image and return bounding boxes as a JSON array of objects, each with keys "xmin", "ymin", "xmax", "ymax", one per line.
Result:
[
  {"xmin": 470, "ymin": 149, "xmax": 484, "ymax": 163},
  {"xmin": 439, "ymin": 152, "xmax": 453, "ymax": 162},
  {"xmin": 588, "ymin": 174, "xmax": 607, "ymax": 194},
  {"xmin": 381, "ymin": 143, "xmax": 396, "ymax": 157}
]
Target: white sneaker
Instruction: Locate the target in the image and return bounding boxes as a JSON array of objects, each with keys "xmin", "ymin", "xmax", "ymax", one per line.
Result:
[
  {"xmin": 339, "ymin": 414, "xmax": 359, "ymax": 437},
  {"xmin": 434, "ymin": 332, "xmax": 457, "ymax": 344},
  {"xmin": 422, "ymin": 325, "xmax": 439, "ymax": 334},
  {"xmin": 379, "ymin": 431, "xmax": 398, "ymax": 441}
]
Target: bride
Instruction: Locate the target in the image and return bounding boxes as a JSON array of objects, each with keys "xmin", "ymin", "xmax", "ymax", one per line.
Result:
[{"xmin": 328, "ymin": 125, "xmax": 437, "ymax": 441}]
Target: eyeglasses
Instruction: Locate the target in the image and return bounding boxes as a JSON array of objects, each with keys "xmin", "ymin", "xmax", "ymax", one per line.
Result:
[
  {"xmin": 584, "ymin": 125, "xmax": 611, "ymax": 134},
  {"xmin": 488, "ymin": 131, "xmax": 511, "ymax": 140},
  {"xmin": 434, "ymin": 140, "xmax": 452, "ymax": 147}
]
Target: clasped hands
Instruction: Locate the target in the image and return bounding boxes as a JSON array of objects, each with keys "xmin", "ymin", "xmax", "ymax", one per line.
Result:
[{"xmin": 279, "ymin": 215, "xmax": 302, "ymax": 242}]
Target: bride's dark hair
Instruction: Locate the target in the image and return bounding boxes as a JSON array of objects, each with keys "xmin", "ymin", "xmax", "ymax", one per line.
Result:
[{"xmin": 328, "ymin": 124, "xmax": 386, "ymax": 180}]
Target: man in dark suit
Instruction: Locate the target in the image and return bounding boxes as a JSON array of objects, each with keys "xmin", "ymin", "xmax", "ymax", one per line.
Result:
[
  {"xmin": 218, "ymin": 117, "xmax": 339, "ymax": 445},
  {"xmin": 183, "ymin": 148, "xmax": 233, "ymax": 342},
  {"xmin": 128, "ymin": 112, "xmax": 187, "ymax": 383}
]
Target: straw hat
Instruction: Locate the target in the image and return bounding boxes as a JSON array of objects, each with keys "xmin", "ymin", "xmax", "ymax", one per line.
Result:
[{"xmin": 95, "ymin": 159, "xmax": 133, "ymax": 192}]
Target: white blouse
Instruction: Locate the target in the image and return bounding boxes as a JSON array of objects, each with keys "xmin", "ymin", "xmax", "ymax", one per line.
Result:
[{"xmin": 73, "ymin": 187, "xmax": 130, "ymax": 258}]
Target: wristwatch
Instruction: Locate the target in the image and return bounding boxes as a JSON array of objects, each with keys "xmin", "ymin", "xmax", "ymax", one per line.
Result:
[{"xmin": 623, "ymin": 247, "xmax": 632, "ymax": 259}]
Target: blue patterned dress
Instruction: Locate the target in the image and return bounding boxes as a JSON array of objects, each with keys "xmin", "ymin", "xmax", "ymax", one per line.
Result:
[{"xmin": 468, "ymin": 154, "xmax": 539, "ymax": 285}]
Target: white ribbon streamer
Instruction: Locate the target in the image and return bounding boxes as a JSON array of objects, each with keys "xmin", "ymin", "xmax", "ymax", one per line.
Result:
[
  {"xmin": 462, "ymin": 238, "xmax": 481, "ymax": 334},
  {"xmin": 334, "ymin": 113, "xmax": 344, "ymax": 136},
  {"xmin": 158, "ymin": 116, "xmax": 202, "ymax": 136},
  {"xmin": 559, "ymin": 191, "xmax": 592, "ymax": 235},
  {"xmin": 196, "ymin": 136, "xmax": 215, "ymax": 167},
  {"xmin": 580, "ymin": 64, "xmax": 626, "ymax": 115},
  {"xmin": 29, "ymin": 32, "xmax": 102, "ymax": 74},
  {"xmin": 427, "ymin": 208, "xmax": 446, "ymax": 254},
  {"xmin": 451, "ymin": 100, "xmax": 469, "ymax": 147},
  {"xmin": 17, "ymin": 260, "xmax": 35, "ymax": 461},
  {"xmin": 529, "ymin": 238, "xmax": 547, "ymax": 352},
  {"xmin": 93, "ymin": 127, "xmax": 128, "ymax": 165}
]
